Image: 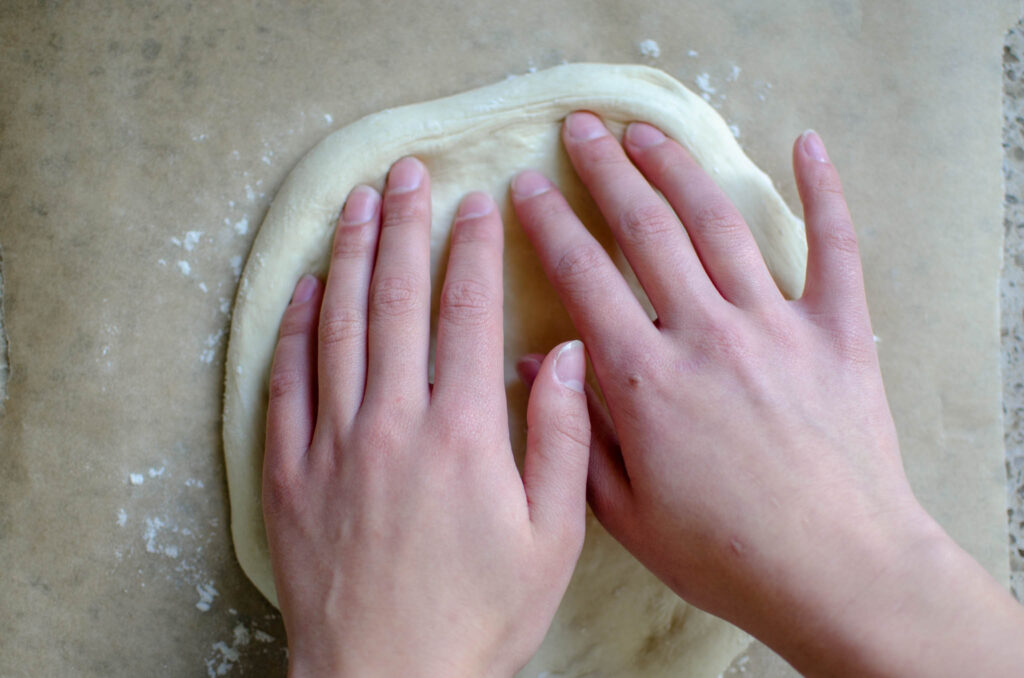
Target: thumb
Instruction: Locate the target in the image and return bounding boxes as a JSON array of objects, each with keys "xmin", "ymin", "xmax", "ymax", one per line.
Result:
[{"xmin": 522, "ymin": 340, "xmax": 590, "ymax": 545}]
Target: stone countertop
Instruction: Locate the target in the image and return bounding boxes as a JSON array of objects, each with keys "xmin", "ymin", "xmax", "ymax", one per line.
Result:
[{"xmin": 1002, "ymin": 20, "xmax": 1024, "ymax": 601}]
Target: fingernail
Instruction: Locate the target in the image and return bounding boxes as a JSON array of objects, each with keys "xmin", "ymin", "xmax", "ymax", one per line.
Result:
[
  {"xmin": 515, "ymin": 355, "xmax": 542, "ymax": 387},
  {"xmin": 565, "ymin": 112, "xmax": 608, "ymax": 141},
  {"xmin": 292, "ymin": 274, "xmax": 316, "ymax": 304},
  {"xmin": 801, "ymin": 130, "xmax": 829, "ymax": 163},
  {"xmin": 512, "ymin": 170, "xmax": 551, "ymax": 200},
  {"xmin": 341, "ymin": 185, "xmax": 379, "ymax": 224},
  {"xmin": 553, "ymin": 340, "xmax": 585, "ymax": 393},
  {"xmin": 626, "ymin": 122, "xmax": 665, "ymax": 149},
  {"xmin": 387, "ymin": 157, "xmax": 424, "ymax": 192},
  {"xmin": 456, "ymin": 191, "xmax": 494, "ymax": 220}
]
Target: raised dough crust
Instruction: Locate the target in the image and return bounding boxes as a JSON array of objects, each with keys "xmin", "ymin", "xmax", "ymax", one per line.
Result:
[{"xmin": 223, "ymin": 63, "xmax": 806, "ymax": 676}]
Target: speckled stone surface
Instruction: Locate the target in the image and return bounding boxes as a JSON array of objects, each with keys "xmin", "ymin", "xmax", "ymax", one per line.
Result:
[{"xmin": 1002, "ymin": 20, "xmax": 1024, "ymax": 601}]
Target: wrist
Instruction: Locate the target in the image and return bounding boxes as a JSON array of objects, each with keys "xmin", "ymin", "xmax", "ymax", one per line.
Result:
[
  {"xmin": 764, "ymin": 508, "xmax": 1024, "ymax": 677},
  {"xmin": 729, "ymin": 500, "xmax": 944, "ymax": 675},
  {"xmin": 287, "ymin": 646, "xmax": 511, "ymax": 678}
]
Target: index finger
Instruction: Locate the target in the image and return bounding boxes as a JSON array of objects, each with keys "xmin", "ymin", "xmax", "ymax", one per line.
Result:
[{"xmin": 511, "ymin": 169, "xmax": 657, "ymax": 369}]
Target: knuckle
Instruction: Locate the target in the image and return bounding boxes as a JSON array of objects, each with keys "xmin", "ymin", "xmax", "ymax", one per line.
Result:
[
  {"xmin": 518, "ymin": 191, "xmax": 573, "ymax": 237},
  {"xmin": 439, "ymin": 278, "xmax": 495, "ymax": 326},
  {"xmin": 618, "ymin": 202, "xmax": 679, "ymax": 247},
  {"xmin": 358, "ymin": 412, "xmax": 413, "ymax": 457},
  {"xmin": 431, "ymin": 413, "xmax": 474, "ymax": 450},
  {"xmin": 370, "ymin": 275, "xmax": 422, "ymax": 318},
  {"xmin": 268, "ymin": 366, "xmax": 306, "ymax": 402},
  {"xmin": 651, "ymin": 153, "xmax": 690, "ymax": 179},
  {"xmin": 546, "ymin": 517, "xmax": 586, "ymax": 562},
  {"xmin": 818, "ymin": 219, "xmax": 860, "ymax": 257},
  {"xmin": 382, "ymin": 199, "xmax": 428, "ymax": 232},
  {"xmin": 318, "ymin": 306, "xmax": 365, "ymax": 347},
  {"xmin": 553, "ymin": 243, "xmax": 608, "ymax": 292},
  {"xmin": 811, "ymin": 166, "xmax": 846, "ymax": 197},
  {"xmin": 451, "ymin": 217, "xmax": 499, "ymax": 247},
  {"xmin": 691, "ymin": 203, "xmax": 746, "ymax": 237},
  {"xmin": 278, "ymin": 306, "xmax": 313, "ymax": 339},
  {"xmin": 262, "ymin": 462, "xmax": 302, "ymax": 517},
  {"xmin": 827, "ymin": 325, "xmax": 877, "ymax": 368},
  {"xmin": 549, "ymin": 409, "xmax": 591, "ymax": 450},
  {"xmin": 579, "ymin": 134, "xmax": 627, "ymax": 168},
  {"xmin": 757, "ymin": 310, "xmax": 802, "ymax": 355},
  {"xmin": 693, "ymin": 319, "xmax": 750, "ymax": 363},
  {"xmin": 332, "ymin": 223, "xmax": 374, "ymax": 261}
]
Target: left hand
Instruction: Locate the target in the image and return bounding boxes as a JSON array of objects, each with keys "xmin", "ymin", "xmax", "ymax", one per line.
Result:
[{"xmin": 261, "ymin": 157, "xmax": 592, "ymax": 678}]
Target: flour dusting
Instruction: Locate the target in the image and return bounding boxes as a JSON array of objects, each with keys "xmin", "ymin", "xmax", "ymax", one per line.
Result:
[
  {"xmin": 638, "ymin": 39, "xmax": 661, "ymax": 58},
  {"xmin": 204, "ymin": 620, "xmax": 281, "ymax": 676},
  {"xmin": 196, "ymin": 581, "xmax": 219, "ymax": 612}
]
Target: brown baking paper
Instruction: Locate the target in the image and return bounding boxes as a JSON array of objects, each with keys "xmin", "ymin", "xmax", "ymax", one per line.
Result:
[{"xmin": 0, "ymin": 1, "xmax": 1014, "ymax": 675}]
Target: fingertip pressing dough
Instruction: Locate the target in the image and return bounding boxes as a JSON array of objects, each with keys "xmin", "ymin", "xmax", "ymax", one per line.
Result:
[{"xmin": 223, "ymin": 63, "xmax": 806, "ymax": 677}]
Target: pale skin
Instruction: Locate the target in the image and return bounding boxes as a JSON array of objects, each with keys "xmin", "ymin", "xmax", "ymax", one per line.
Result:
[{"xmin": 263, "ymin": 112, "xmax": 1024, "ymax": 677}]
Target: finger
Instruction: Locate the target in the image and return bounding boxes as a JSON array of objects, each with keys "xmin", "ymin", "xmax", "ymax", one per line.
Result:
[
  {"xmin": 267, "ymin": 275, "xmax": 324, "ymax": 469},
  {"xmin": 516, "ymin": 352, "xmax": 631, "ymax": 521},
  {"xmin": 562, "ymin": 112, "xmax": 719, "ymax": 322},
  {"xmin": 622, "ymin": 120, "xmax": 783, "ymax": 309},
  {"xmin": 432, "ymin": 192, "xmax": 505, "ymax": 412},
  {"xmin": 318, "ymin": 185, "xmax": 381, "ymax": 428},
  {"xmin": 522, "ymin": 341, "xmax": 591, "ymax": 546},
  {"xmin": 511, "ymin": 169, "xmax": 657, "ymax": 370},
  {"xmin": 792, "ymin": 131, "xmax": 871, "ymax": 331},
  {"xmin": 365, "ymin": 156, "xmax": 432, "ymax": 410}
]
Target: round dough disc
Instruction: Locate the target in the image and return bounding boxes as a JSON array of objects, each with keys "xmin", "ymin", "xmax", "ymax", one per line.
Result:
[{"xmin": 223, "ymin": 63, "xmax": 806, "ymax": 677}]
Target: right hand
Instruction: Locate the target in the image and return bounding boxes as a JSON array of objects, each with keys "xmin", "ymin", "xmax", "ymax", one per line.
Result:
[{"xmin": 512, "ymin": 112, "xmax": 1024, "ymax": 676}]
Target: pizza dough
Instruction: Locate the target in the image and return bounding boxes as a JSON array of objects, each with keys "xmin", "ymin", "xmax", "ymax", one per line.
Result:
[{"xmin": 223, "ymin": 63, "xmax": 807, "ymax": 676}]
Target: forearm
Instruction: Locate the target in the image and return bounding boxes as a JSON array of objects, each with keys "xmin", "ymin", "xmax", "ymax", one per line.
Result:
[{"xmin": 762, "ymin": 516, "xmax": 1024, "ymax": 678}]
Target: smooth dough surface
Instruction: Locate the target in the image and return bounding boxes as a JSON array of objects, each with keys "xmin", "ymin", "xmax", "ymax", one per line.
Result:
[{"xmin": 223, "ymin": 63, "xmax": 806, "ymax": 677}]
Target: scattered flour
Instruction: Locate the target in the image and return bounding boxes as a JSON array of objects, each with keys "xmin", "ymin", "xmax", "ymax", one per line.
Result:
[
  {"xmin": 196, "ymin": 581, "xmax": 219, "ymax": 612},
  {"xmin": 253, "ymin": 630, "xmax": 275, "ymax": 643},
  {"xmin": 200, "ymin": 330, "xmax": 226, "ymax": 364},
  {"xmin": 638, "ymin": 39, "xmax": 661, "ymax": 58},
  {"xmin": 183, "ymin": 230, "xmax": 203, "ymax": 251},
  {"xmin": 143, "ymin": 516, "xmax": 175, "ymax": 557},
  {"xmin": 177, "ymin": 260, "xmax": 191, "ymax": 276},
  {"xmin": 695, "ymin": 72, "xmax": 716, "ymax": 95},
  {"xmin": 129, "ymin": 473, "xmax": 145, "ymax": 486},
  {"xmin": 117, "ymin": 508, "xmax": 128, "ymax": 526},
  {"xmin": 204, "ymin": 622, "xmax": 279, "ymax": 676}
]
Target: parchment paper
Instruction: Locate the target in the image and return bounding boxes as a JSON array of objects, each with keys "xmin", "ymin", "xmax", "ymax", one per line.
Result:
[{"xmin": 0, "ymin": 2, "xmax": 1014, "ymax": 675}]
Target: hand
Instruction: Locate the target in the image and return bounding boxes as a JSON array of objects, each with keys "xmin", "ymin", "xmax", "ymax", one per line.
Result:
[
  {"xmin": 262, "ymin": 157, "xmax": 592, "ymax": 678},
  {"xmin": 512, "ymin": 112, "xmax": 1024, "ymax": 677}
]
